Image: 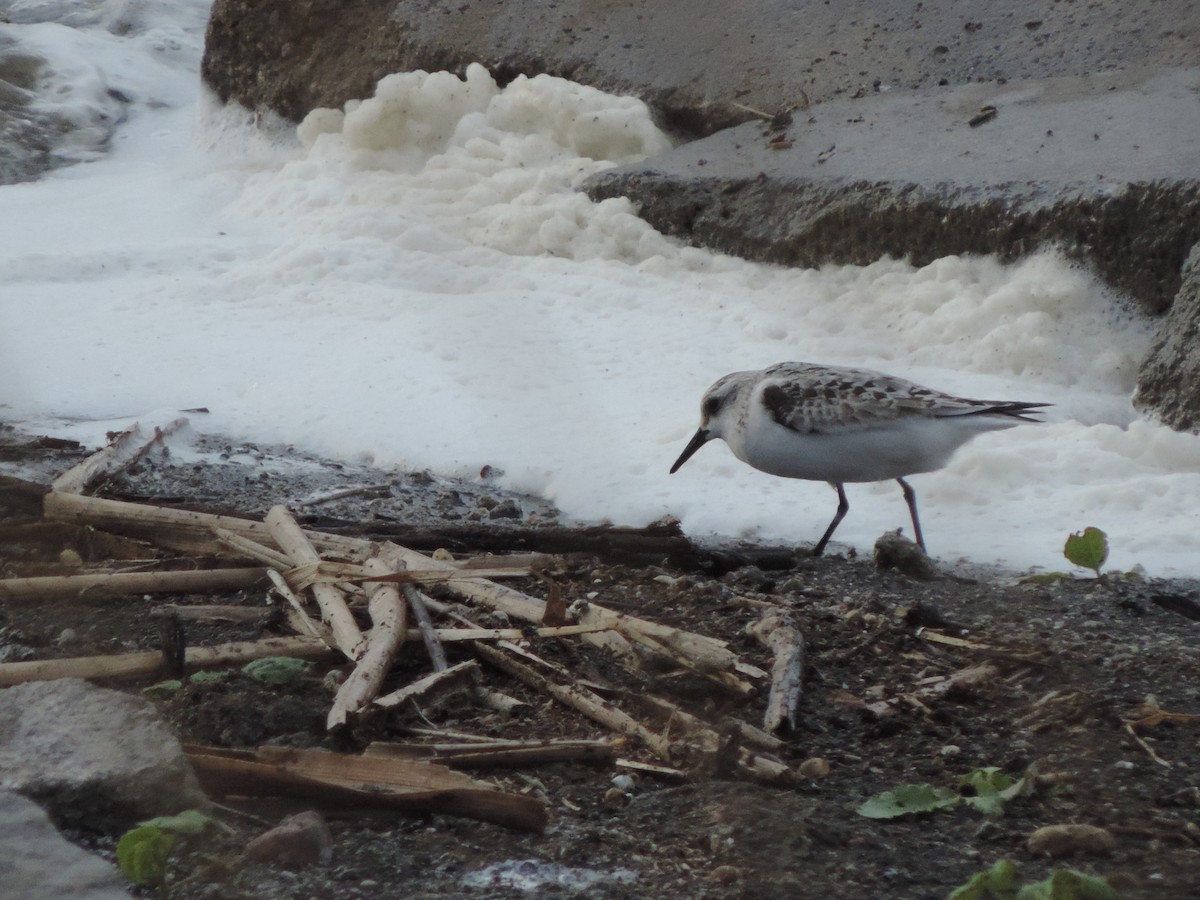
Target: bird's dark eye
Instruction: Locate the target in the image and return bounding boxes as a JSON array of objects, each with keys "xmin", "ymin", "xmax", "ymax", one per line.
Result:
[{"xmin": 702, "ymin": 396, "xmax": 721, "ymax": 418}]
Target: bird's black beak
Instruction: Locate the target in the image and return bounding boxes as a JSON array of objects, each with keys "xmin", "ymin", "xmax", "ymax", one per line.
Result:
[{"xmin": 669, "ymin": 428, "xmax": 711, "ymax": 474}]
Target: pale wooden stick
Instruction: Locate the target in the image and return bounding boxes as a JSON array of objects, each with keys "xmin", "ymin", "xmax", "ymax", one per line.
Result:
[
  {"xmin": 265, "ymin": 505, "xmax": 365, "ymax": 661},
  {"xmin": 43, "ymin": 492, "xmax": 369, "ymax": 560},
  {"xmin": 0, "ymin": 635, "xmax": 336, "ymax": 686},
  {"xmin": 864, "ymin": 663, "xmax": 1002, "ymax": 718},
  {"xmin": 374, "ymin": 659, "xmax": 482, "ymax": 710},
  {"xmin": 0, "ymin": 567, "xmax": 267, "ymax": 602},
  {"xmin": 328, "ymin": 554, "xmax": 409, "ymax": 728},
  {"xmin": 472, "ymin": 642, "xmax": 673, "ymax": 760},
  {"xmin": 747, "ymin": 608, "xmax": 805, "ymax": 733},
  {"xmin": 405, "ymin": 585, "xmax": 449, "ymax": 671},
  {"xmin": 295, "ymin": 483, "xmax": 393, "ymax": 508},
  {"xmin": 214, "ymin": 527, "xmax": 293, "ymax": 569}
]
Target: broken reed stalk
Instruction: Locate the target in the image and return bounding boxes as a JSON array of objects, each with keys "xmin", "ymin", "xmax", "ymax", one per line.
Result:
[
  {"xmin": 214, "ymin": 527, "xmax": 293, "ymax": 570},
  {"xmin": 747, "ymin": 608, "xmax": 805, "ymax": 733},
  {"xmin": 0, "ymin": 635, "xmax": 336, "ymax": 687},
  {"xmin": 265, "ymin": 505, "xmax": 365, "ymax": 661},
  {"xmin": 327, "ymin": 553, "xmax": 409, "ymax": 728},
  {"xmin": 0, "ymin": 567, "xmax": 267, "ymax": 602}
]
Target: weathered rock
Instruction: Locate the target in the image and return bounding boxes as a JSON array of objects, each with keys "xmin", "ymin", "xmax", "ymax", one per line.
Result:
[
  {"xmin": 0, "ymin": 791, "xmax": 129, "ymax": 900},
  {"xmin": 246, "ymin": 810, "xmax": 334, "ymax": 869},
  {"xmin": 0, "ymin": 678, "xmax": 207, "ymax": 830},
  {"xmin": 1135, "ymin": 243, "xmax": 1200, "ymax": 430},
  {"xmin": 201, "ymin": 0, "xmax": 1200, "ymax": 139},
  {"xmin": 1027, "ymin": 823, "xmax": 1117, "ymax": 858}
]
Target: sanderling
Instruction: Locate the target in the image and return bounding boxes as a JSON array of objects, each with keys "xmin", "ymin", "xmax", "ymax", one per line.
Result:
[{"xmin": 670, "ymin": 362, "xmax": 1048, "ymax": 556}]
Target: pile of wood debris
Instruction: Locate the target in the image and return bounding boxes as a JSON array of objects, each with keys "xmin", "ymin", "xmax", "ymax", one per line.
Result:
[{"xmin": 0, "ymin": 423, "xmax": 807, "ymax": 833}]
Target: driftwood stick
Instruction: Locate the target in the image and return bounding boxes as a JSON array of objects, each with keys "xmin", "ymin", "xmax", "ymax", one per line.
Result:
[
  {"xmin": 328, "ymin": 554, "xmax": 409, "ymax": 728},
  {"xmin": 747, "ymin": 608, "xmax": 805, "ymax": 733},
  {"xmin": 265, "ymin": 505, "xmax": 365, "ymax": 661},
  {"xmin": 365, "ymin": 738, "xmax": 615, "ymax": 768},
  {"xmin": 0, "ymin": 635, "xmax": 336, "ymax": 686},
  {"xmin": 406, "ymin": 584, "xmax": 450, "ymax": 672},
  {"xmin": 295, "ymin": 483, "xmax": 393, "ymax": 508},
  {"xmin": 0, "ymin": 567, "xmax": 267, "ymax": 602},
  {"xmin": 374, "ymin": 659, "xmax": 482, "ymax": 710},
  {"xmin": 42, "ymin": 492, "xmax": 369, "ymax": 560},
  {"xmin": 393, "ymin": 559, "xmax": 526, "ymax": 715},
  {"xmin": 472, "ymin": 642, "xmax": 673, "ymax": 760},
  {"xmin": 214, "ymin": 527, "xmax": 293, "ymax": 569}
]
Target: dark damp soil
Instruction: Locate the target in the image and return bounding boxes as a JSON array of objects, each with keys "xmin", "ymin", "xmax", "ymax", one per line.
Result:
[{"xmin": 2, "ymin": 423, "xmax": 1199, "ymax": 899}]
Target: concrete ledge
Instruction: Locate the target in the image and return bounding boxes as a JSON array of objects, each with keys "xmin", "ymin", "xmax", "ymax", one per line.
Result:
[{"xmin": 586, "ymin": 70, "xmax": 1200, "ymax": 314}]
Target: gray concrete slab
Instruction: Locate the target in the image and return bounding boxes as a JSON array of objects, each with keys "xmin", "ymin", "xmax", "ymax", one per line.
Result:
[{"xmin": 586, "ymin": 69, "xmax": 1200, "ymax": 314}]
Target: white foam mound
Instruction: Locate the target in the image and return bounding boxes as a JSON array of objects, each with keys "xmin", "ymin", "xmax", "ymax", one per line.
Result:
[{"xmin": 270, "ymin": 64, "xmax": 681, "ymax": 262}]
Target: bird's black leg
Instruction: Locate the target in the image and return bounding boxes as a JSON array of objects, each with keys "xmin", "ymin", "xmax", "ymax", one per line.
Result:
[
  {"xmin": 896, "ymin": 477, "xmax": 927, "ymax": 553},
  {"xmin": 812, "ymin": 482, "xmax": 849, "ymax": 556}
]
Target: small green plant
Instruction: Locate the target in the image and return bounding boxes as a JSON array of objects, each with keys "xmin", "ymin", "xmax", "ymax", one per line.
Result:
[
  {"xmin": 116, "ymin": 810, "xmax": 216, "ymax": 897},
  {"xmin": 241, "ymin": 656, "xmax": 313, "ymax": 684},
  {"xmin": 858, "ymin": 766, "xmax": 1033, "ymax": 819},
  {"xmin": 949, "ymin": 859, "xmax": 1121, "ymax": 899},
  {"xmin": 1063, "ymin": 527, "xmax": 1108, "ymax": 578}
]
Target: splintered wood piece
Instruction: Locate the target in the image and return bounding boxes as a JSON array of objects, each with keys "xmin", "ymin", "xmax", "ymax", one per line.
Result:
[
  {"xmin": 373, "ymin": 660, "xmax": 481, "ymax": 710},
  {"xmin": 747, "ymin": 608, "xmax": 805, "ymax": 733},
  {"xmin": 265, "ymin": 505, "xmax": 365, "ymax": 661},
  {"xmin": 184, "ymin": 744, "xmax": 548, "ymax": 833},
  {"xmin": 0, "ymin": 567, "xmax": 268, "ymax": 602},
  {"xmin": 364, "ymin": 738, "xmax": 616, "ymax": 768},
  {"xmin": 0, "ymin": 635, "xmax": 336, "ymax": 687},
  {"xmin": 472, "ymin": 641, "xmax": 673, "ymax": 760},
  {"xmin": 328, "ymin": 553, "xmax": 409, "ymax": 728},
  {"xmin": 50, "ymin": 421, "xmax": 159, "ymax": 494}
]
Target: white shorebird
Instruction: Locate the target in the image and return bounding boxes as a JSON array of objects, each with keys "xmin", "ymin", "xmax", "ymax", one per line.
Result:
[{"xmin": 670, "ymin": 362, "xmax": 1048, "ymax": 556}]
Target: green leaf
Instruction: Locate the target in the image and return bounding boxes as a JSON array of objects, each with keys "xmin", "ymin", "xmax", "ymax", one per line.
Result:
[
  {"xmin": 1016, "ymin": 869, "xmax": 1120, "ymax": 900},
  {"xmin": 188, "ymin": 669, "xmax": 232, "ymax": 684},
  {"xmin": 241, "ymin": 656, "xmax": 313, "ymax": 685},
  {"xmin": 116, "ymin": 825, "xmax": 176, "ymax": 887},
  {"xmin": 142, "ymin": 679, "xmax": 183, "ymax": 699},
  {"xmin": 1063, "ymin": 528, "xmax": 1108, "ymax": 575},
  {"xmin": 960, "ymin": 767, "xmax": 1014, "ymax": 815},
  {"xmin": 857, "ymin": 783, "xmax": 959, "ymax": 819},
  {"xmin": 138, "ymin": 809, "xmax": 215, "ymax": 836},
  {"xmin": 949, "ymin": 859, "xmax": 1021, "ymax": 899}
]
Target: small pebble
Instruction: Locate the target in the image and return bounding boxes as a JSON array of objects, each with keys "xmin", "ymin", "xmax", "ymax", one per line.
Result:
[
  {"xmin": 602, "ymin": 787, "xmax": 630, "ymax": 810},
  {"xmin": 708, "ymin": 865, "xmax": 741, "ymax": 884},
  {"xmin": 798, "ymin": 757, "xmax": 831, "ymax": 779},
  {"xmin": 58, "ymin": 548, "xmax": 83, "ymax": 567},
  {"xmin": 611, "ymin": 774, "xmax": 637, "ymax": 791}
]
